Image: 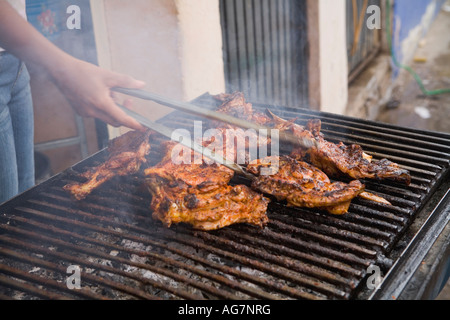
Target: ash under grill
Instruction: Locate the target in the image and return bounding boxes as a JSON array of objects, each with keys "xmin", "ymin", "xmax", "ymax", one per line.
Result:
[{"xmin": 0, "ymin": 94, "xmax": 449, "ymax": 300}]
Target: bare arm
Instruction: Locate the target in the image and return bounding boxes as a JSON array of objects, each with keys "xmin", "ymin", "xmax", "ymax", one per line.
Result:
[{"xmin": 0, "ymin": 0, "xmax": 145, "ymax": 130}]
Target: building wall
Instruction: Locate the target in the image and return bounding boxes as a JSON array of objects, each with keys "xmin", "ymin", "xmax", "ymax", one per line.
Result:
[
  {"xmin": 317, "ymin": 0, "xmax": 349, "ymax": 115},
  {"xmin": 392, "ymin": 0, "xmax": 445, "ymax": 74},
  {"xmin": 90, "ymin": 0, "xmax": 226, "ymax": 137}
]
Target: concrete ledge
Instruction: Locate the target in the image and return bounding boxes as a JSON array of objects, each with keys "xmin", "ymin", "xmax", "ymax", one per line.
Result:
[{"xmin": 345, "ymin": 54, "xmax": 393, "ymax": 120}]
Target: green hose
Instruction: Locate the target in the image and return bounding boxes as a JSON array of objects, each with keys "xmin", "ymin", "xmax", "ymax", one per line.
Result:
[{"xmin": 385, "ymin": 0, "xmax": 450, "ymax": 95}]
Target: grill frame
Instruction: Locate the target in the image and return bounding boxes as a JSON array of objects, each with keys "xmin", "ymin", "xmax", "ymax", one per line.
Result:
[{"xmin": 0, "ymin": 93, "xmax": 449, "ymax": 300}]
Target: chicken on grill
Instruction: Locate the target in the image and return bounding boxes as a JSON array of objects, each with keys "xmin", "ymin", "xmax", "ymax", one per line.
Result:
[
  {"xmin": 144, "ymin": 141, "xmax": 269, "ymax": 230},
  {"xmin": 213, "ymin": 91, "xmax": 273, "ymax": 125},
  {"xmin": 63, "ymin": 129, "xmax": 152, "ymax": 200},
  {"xmin": 206, "ymin": 92, "xmax": 272, "ymax": 164},
  {"xmin": 247, "ymin": 156, "xmax": 365, "ymax": 214},
  {"xmin": 264, "ymin": 110, "xmax": 411, "ymax": 185},
  {"xmin": 289, "ymin": 118, "xmax": 411, "ymax": 185},
  {"xmin": 145, "ymin": 140, "xmax": 235, "ymax": 189},
  {"xmin": 213, "ymin": 93, "xmax": 399, "ymax": 206}
]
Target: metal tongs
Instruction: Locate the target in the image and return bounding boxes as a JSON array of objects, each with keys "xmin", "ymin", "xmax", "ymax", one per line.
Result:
[
  {"xmin": 112, "ymin": 88, "xmax": 318, "ymax": 149},
  {"xmin": 112, "ymin": 88, "xmax": 317, "ymax": 178},
  {"xmin": 115, "ymin": 101, "xmax": 255, "ymax": 179}
]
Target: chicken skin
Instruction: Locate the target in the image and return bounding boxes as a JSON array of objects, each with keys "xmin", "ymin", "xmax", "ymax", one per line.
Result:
[
  {"xmin": 247, "ymin": 156, "xmax": 365, "ymax": 215},
  {"xmin": 63, "ymin": 130, "xmax": 152, "ymax": 200},
  {"xmin": 289, "ymin": 119, "xmax": 411, "ymax": 185},
  {"xmin": 144, "ymin": 141, "xmax": 269, "ymax": 230}
]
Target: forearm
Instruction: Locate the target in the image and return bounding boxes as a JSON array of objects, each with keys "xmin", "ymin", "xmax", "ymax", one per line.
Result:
[
  {"xmin": 0, "ymin": 1, "xmax": 72, "ymax": 79},
  {"xmin": 0, "ymin": 0, "xmax": 146, "ymax": 131}
]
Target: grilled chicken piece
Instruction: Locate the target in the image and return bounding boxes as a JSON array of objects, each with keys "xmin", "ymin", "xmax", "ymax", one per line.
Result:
[
  {"xmin": 214, "ymin": 92, "xmax": 273, "ymax": 125},
  {"xmin": 290, "ymin": 119, "xmax": 411, "ymax": 185},
  {"xmin": 266, "ymin": 111, "xmax": 411, "ymax": 185},
  {"xmin": 144, "ymin": 141, "xmax": 235, "ymax": 190},
  {"xmin": 207, "ymin": 92, "xmax": 273, "ymax": 164},
  {"xmin": 147, "ymin": 179, "xmax": 269, "ymax": 230},
  {"xmin": 359, "ymin": 191, "xmax": 392, "ymax": 205},
  {"xmin": 145, "ymin": 141, "xmax": 269, "ymax": 230},
  {"xmin": 247, "ymin": 156, "xmax": 365, "ymax": 214},
  {"xmin": 63, "ymin": 130, "xmax": 152, "ymax": 200},
  {"xmin": 202, "ymin": 124, "xmax": 271, "ymax": 165}
]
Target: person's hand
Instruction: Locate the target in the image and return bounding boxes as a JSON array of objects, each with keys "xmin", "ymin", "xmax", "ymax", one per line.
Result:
[{"xmin": 51, "ymin": 57, "xmax": 146, "ymax": 131}]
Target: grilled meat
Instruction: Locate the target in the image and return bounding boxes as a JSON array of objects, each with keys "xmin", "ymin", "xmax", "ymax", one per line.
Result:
[
  {"xmin": 289, "ymin": 119, "xmax": 411, "ymax": 185},
  {"xmin": 247, "ymin": 156, "xmax": 365, "ymax": 214},
  {"xmin": 145, "ymin": 141, "xmax": 269, "ymax": 230},
  {"xmin": 63, "ymin": 130, "xmax": 152, "ymax": 200},
  {"xmin": 359, "ymin": 191, "xmax": 392, "ymax": 205},
  {"xmin": 213, "ymin": 94, "xmax": 410, "ymax": 185},
  {"xmin": 206, "ymin": 92, "xmax": 272, "ymax": 164},
  {"xmin": 147, "ymin": 179, "xmax": 269, "ymax": 230},
  {"xmin": 213, "ymin": 92, "xmax": 273, "ymax": 125},
  {"xmin": 201, "ymin": 124, "xmax": 271, "ymax": 165},
  {"xmin": 144, "ymin": 141, "xmax": 235, "ymax": 190},
  {"xmin": 265, "ymin": 111, "xmax": 411, "ymax": 185}
]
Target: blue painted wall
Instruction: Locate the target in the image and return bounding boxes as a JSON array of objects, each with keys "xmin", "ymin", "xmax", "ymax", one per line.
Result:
[{"xmin": 391, "ymin": 0, "xmax": 445, "ymax": 73}]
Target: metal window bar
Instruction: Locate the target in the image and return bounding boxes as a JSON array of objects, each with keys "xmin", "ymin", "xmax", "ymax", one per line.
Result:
[
  {"xmin": 346, "ymin": 0, "xmax": 382, "ymax": 83},
  {"xmin": 219, "ymin": 0, "xmax": 309, "ymax": 109}
]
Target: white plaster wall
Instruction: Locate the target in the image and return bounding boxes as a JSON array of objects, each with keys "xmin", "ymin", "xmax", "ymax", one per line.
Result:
[
  {"xmin": 90, "ymin": 0, "xmax": 225, "ymax": 136},
  {"xmin": 175, "ymin": 0, "xmax": 226, "ymax": 101},
  {"xmin": 318, "ymin": 0, "xmax": 349, "ymax": 115}
]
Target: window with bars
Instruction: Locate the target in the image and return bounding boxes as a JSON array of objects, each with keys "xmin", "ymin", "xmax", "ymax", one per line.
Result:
[
  {"xmin": 346, "ymin": 0, "xmax": 382, "ymax": 82},
  {"xmin": 219, "ymin": 0, "xmax": 309, "ymax": 108}
]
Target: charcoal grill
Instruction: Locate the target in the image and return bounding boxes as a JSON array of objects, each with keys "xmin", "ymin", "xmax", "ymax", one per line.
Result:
[{"xmin": 0, "ymin": 93, "xmax": 449, "ymax": 300}]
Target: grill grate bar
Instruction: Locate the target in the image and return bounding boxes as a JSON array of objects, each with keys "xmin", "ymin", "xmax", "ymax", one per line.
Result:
[
  {"xmin": 317, "ymin": 125, "xmax": 450, "ymax": 154},
  {"xmin": 44, "ymin": 188, "xmax": 388, "ymax": 267},
  {"xmin": 1, "ymin": 93, "xmax": 448, "ymax": 300},
  {"xmin": 21, "ymin": 194, "xmax": 343, "ymax": 299},
  {"xmin": 52, "ymin": 185, "xmax": 382, "ymax": 263},
  {"xmin": 350, "ymin": 203, "xmax": 407, "ymax": 226},
  {"xmin": 232, "ymin": 225, "xmax": 365, "ymax": 278},
  {"xmin": 0, "ymin": 234, "xmax": 162, "ymax": 300},
  {"xmin": 362, "ymin": 182, "xmax": 422, "ymax": 201},
  {"xmin": 192, "ymin": 230, "xmax": 350, "ymax": 299},
  {"xmin": 29, "ymin": 193, "xmax": 357, "ymax": 299},
  {"xmin": 0, "ymin": 259, "xmax": 107, "ymax": 300},
  {"xmin": 265, "ymin": 220, "xmax": 377, "ymax": 257},
  {"xmin": 170, "ymin": 230, "xmax": 329, "ymax": 300},
  {"xmin": 214, "ymin": 227, "xmax": 362, "ymax": 285},
  {"xmin": 0, "ymin": 273, "xmax": 69, "ymax": 300},
  {"xmin": 269, "ymin": 213, "xmax": 390, "ymax": 250},
  {"xmin": 321, "ymin": 131, "xmax": 450, "ymax": 167},
  {"xmin": 356, "ymin": 193, "xmax": 416, "ymax": 212},
  {"xmin": 154, "ymin": 230, "xmax": 330, "ymax": 300},
  {"xmin": 0, "ymin": 224, "xmax": 199, "ymax": 300},
  {"xmin": 269, "ymin": 200, "xmax": 399, "ymax": 237},
  {"xmin": 9, "ymin": 206, "xmax": 275, "ymax": 300}
]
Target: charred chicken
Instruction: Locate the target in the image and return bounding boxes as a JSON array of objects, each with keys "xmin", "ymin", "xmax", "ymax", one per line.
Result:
[
  {"xmin": 63, "ymin": 129, "xmax": 152, "ymax": 200},
  {"xmin": 144, "ymin": 141, "xmax": 269, "ymax": 230},
  {"xmin": 247, "ymin": 156, "xmax": 365, "ymax": 214},
  {"xmin": 288, "ymin": 118, "xmax": 411, "ymax": 185}
]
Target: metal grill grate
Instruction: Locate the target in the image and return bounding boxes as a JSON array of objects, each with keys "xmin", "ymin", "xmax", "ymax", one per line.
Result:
[{"xmin": 0, "ymin": 95, "xmax": 449, "ymax": 300}]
